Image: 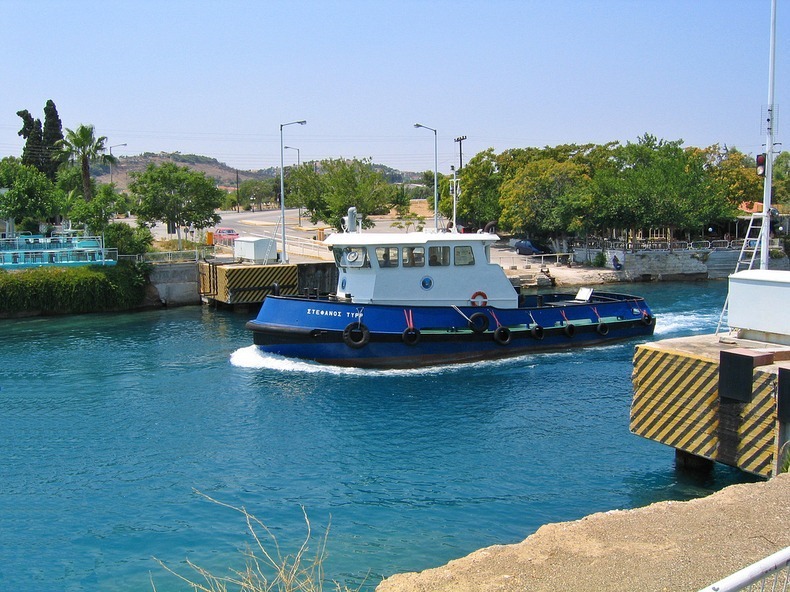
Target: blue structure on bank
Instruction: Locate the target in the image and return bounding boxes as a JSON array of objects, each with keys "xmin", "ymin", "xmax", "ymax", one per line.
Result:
[{"xmin": 0, "ymin": 232, "xmax": 117, "ymax": 269}]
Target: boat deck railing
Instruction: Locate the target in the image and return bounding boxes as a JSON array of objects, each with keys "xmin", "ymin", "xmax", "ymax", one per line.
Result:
[{"xmin": 0, "ymin": 234, "xmax": 117, "ymax": 268}]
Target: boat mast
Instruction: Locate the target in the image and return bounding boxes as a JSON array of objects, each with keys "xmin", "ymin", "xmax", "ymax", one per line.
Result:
[{"xmin": 760, "ymin": 0, "xmax": 777, "ymax": 269}]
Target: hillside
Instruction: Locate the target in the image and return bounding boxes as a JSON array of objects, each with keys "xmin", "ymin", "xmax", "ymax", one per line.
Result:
[
  {"xmin": 95, "ymin": 152, "xmax": 421, "ymax": 192},
  {"xmin": 94, "ymin": 152, "xmax": 277, "ymax": 191}
]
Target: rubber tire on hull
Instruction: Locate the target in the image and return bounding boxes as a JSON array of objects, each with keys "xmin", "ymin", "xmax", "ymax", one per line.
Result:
[
  {"xmin": 564, "ymin": 323, "xmax": 576, "ymax": 337},
  {"xmin": 596, "ymin": 322, "xmax": 609, "ymax": 336},
  {"xmin": 468, "ymin": 312, "xmax": 490, "ymax": 334},
  {"xmin": 343, "ymin": 323, "xmax": 370, "ymax": 348},
  {"xmin": 531, "ymin": 325, "xmax": 545, "ymax": 340},
  {"xmin": 402, "ymin": 327, "xmax": 421, "ymax": 346},
  {"xmin": 494, "ymin": 326, "xmax": 512, "ymax": 345}
]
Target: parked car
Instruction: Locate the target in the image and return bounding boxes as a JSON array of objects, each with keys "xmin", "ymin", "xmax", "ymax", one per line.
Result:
[
  {"xmin": 513, "ymin": 239, "xmax": 549, "ymax": 256},
  {"xmin": 214, "ymin": 227, "xmax": 239, "ymax": 241}
]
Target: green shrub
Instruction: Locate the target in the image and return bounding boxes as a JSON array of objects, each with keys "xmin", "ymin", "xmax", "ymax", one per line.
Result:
[
  {"xmin": 0, "ymin": 261, "xmax": 148, "ymax": 314},
  {"xmin": 593, "ymin": 251, "xmax": 606, "ymax": 267},
  {"xmin": 103, "ymin": 222, "xmax": 154, "ymax": 255}
]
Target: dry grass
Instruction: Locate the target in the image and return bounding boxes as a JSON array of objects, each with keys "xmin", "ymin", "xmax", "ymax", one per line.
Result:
[{"xmin": 152, "ymin": 490, "xmax": 360, "ymax": 592}]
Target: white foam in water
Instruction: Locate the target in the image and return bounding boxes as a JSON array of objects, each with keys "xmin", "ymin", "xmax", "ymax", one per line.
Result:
[
  {"xmin": 229, "ymin": 344, "xmax": 538, "ymax": 377},
  {"xmin": 653, "ymin": 311, "xmax": 719, "ymax": 336}
]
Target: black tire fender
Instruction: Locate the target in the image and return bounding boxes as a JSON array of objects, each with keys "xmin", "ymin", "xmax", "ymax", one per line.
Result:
[
  {"xmin": 530, "ymin": 325, "xmax": 545, "ymax": 340},
  {"xmin": 343, "ymin": 323, "xmax": 370, "ymax": 348},
  {"xmin": 402, "ymin": 327, "xmax": 421, "ymax": 346},
  {"xmin": 596, "ymin": 322, "xmax": 609, "ymax": 336},
  {"xmin": 468, "ymin": 312, "xmax": 490, "ymax": 334},
  {"xmin": 564, "ymin": 323, "xmax": 576, "ymax": 338},
  {"xmin": 493, "ymin": 326, "xmax": 512, "ymax": 345}
]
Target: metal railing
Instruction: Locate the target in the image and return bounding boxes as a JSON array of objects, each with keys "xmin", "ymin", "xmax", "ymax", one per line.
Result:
[
  {"xmin": 570, "ymin": 238, "xmax": 784, "ymax": 252},
  {"xmin": 698, "ymin": 546, "xmax": 790, "ymax": 592}
]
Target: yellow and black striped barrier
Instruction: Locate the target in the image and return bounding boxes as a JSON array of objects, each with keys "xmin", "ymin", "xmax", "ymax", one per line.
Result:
[
  {"xmin": 630, "ymin": 337, "xmax": 787, "ymax": 478},
  {"xmin": 199, "ymin": 262, "xmax": 299, "ymax": 304}
]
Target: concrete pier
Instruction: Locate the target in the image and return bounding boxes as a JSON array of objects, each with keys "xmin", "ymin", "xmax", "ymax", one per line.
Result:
[{"xmin": 630, "ymin": 333, "xmax": 790, "ymax": 477}]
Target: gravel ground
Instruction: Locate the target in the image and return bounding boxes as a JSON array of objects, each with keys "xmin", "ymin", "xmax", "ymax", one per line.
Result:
[{"xmin": 376, "ymin": 473, "xmax": 790, "ymax": 592}]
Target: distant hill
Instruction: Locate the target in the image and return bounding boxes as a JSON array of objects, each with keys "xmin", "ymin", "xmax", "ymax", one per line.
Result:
[{"xmin": 95, "ymin": 152, "xmax": 421, "ymax": 192}]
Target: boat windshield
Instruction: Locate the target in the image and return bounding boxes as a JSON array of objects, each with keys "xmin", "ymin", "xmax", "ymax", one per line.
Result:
[{"xmin": 334, "ymin": 246, "xmax": 370, "ymax": 269}]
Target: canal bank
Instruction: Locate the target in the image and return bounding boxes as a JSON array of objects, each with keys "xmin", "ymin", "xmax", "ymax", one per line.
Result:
[{"xmin": 375, "ymin": 474, "xmax": 790, "ymax": 592}]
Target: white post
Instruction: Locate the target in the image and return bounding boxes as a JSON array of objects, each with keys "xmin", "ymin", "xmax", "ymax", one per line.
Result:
[{"xmin": 760, "ymin": 0, "xmax": 777, "ymax": 269}]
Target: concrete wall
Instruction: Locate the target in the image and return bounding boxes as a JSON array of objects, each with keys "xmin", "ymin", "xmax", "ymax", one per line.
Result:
[
  {"xmin": 576, "ymin": 248, "xmax": 789, "ymax": 280},
  {"xmin": 148, "ymin": 262, "xmax": 201, "ymax": 306}
]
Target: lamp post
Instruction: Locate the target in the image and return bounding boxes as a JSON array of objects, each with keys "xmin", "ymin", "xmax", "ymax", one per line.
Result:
[
  {"xmin": 279, "ymin": 120, "xmax": 306, "ymax": 263},
  {"xmin": 414, "ymin": 123, "xmax": 438, "ymax": 230},
  {"xmin": 108, "ymin": 143, "xmax": 126, "ymax": 185},
  {"xmin": 284, "ymin": 145, "xmax": 301, "ymax": 225}
]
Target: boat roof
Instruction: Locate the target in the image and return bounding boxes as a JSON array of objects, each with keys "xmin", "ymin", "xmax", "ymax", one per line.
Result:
[{"xmin": 323, "ymin": 231, "xmax": 500, "ymax": 247}]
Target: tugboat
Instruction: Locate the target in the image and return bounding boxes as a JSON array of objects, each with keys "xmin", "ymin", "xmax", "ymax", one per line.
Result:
[{"xmin": 247, "ymin": 208, "xmax": 655, "ymax": 368}]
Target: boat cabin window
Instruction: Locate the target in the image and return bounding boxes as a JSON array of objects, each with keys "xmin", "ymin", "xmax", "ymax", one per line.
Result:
[
  {"xmin": 375, "ymin": 246, "xmax": 399, "ymax": 268},
  {"xmin": 334, "ymin": 246, "xmax": 370, "ymax": 268},
  {"xmin": 401, "ymin": 246, "xmax": 424, "ymax": 267},
  {"xmin": 454, "ymin": 245, "xmax": 475, "ymax": 266},
  {"xmin": 428, "ymin": 246, "xmax": 450, "ymax": 266}
]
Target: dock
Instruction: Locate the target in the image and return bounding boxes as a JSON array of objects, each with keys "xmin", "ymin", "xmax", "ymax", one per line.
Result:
[{"xmin": 630, "ymin": 333, "xmax": 790, "ymax": 477}]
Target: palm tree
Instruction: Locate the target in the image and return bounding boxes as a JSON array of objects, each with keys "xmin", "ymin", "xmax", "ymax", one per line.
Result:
[{"xmin": 57, "ymin": 124, "xmax": 117, "ymax": 202}]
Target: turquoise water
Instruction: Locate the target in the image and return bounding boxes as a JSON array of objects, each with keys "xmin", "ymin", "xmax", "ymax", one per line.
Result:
[{"xmin": 0, "ymin": 281, "xmax": 758, "ymax": 591}]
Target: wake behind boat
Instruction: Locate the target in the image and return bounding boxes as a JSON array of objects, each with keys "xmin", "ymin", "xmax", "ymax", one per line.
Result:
[{"xmin": 246, "ymin": 209, "xmax": 656, "ymax": 368}]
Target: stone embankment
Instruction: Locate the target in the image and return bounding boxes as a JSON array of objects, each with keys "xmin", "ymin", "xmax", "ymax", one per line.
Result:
[{"xmin": 376, "ymin": 473, "xmax": 790, "ymax": 592}]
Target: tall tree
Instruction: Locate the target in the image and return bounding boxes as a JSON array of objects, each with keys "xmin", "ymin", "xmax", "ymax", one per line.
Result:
[
  {"xmin": 289, "ymin": 158, "xmax": 395, "ymax": 230},
  {"xmin": 0, "ymin": 157, "xmax": 61, "ymax": 224},
  {"xmin": 17, "ymin": 110, "xmax": 44, "ymax": 171},
  {"xmin": 56, "ymin": 124, "xmax": 116, "ymax": 202},
  {"xmin": 42, "ymin": 100, "xmax": 65, "ymax": 181},
  {"xmin": 457, "ymin": 148, "xmax": 502, "ymax": 229},
  {"xmin": 129, "ymin": 162, "xmax": 223, "ymax": 250}
]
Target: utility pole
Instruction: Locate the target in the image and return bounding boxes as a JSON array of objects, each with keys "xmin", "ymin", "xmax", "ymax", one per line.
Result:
[{"xmin": 454, "ymin": 135, "xmax": 466, "ymax": 170}]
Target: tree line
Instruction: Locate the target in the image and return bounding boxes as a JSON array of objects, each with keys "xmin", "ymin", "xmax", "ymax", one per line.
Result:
[{"xmin": 2, "ymin": 100, "xmax": 787, "ymax": 254}]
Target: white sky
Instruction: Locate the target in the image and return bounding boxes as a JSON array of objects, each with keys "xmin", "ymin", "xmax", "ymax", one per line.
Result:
[{"xmin": 0, "ymin": 0, "xmax": 787, "ymax": 173}]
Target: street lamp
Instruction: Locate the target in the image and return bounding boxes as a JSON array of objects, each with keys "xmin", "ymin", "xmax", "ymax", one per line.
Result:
[
  {"xmin": 414, "ymin": 123, "xmax": 438, "ymax": 230},
  {"xmin": 284, "ymin": 145, "xmax": 301, "ymax": 225},
  {"xmin": 108, "ymin": 143, "xmax": 127, "ymax": 185},
  {"xmin": 279, "ymin": 120, "xmax": 306, "ymax": 263}
]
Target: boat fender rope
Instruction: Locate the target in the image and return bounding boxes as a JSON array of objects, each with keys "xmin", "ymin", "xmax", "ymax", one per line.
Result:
[
  {"xmin": 470, "ymin": 291, "xmax": 488, "ymax": 307},
  {"xmin": 493, "ymin": 326, "xmax": 511, "ymax": 345},
  {"xmin": 592, "ymin": 306, "xmax": 601, "ymax": 321},
  {"xmin": 490, "ymin": 310, "xmax": 502, "ymax": 328},
  {"xmin": 452, "ymin": 305, "xmax": 472, "ymax": 324},
  {"xmin": 343, "ymin": 322, "xmax": 370, "ymax": 348},
  {"xmin": 468, "ymin": 312, "xmax": 490, "ymax": 334}
]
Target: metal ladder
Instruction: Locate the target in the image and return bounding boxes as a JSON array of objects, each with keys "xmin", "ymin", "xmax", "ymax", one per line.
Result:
[{"xmin": 716, "ymin": 213, "xmax": 765, "ymax": 335}]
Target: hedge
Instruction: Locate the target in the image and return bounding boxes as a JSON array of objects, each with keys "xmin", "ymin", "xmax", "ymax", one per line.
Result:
[{"xmin": 0, "ymin": 261, "xmax": 149, "ymax": 315}]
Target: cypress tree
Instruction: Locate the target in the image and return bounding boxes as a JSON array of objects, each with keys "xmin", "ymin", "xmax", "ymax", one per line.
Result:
[
  {"xmin": 42, "ymin": 100, "xmax": 64, "ymax": 181},
  {"xmin": 17, "ymin": 109, "xmax": 45, "ymax": 171}
]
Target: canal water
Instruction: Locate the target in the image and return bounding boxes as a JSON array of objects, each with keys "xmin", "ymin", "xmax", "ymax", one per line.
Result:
[{"xmin": 0, "ymin": 280, "xmax": 758, "ymax": 591}]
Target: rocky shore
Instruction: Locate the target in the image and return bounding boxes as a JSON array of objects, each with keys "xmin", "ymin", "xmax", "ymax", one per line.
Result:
[{"xmin": 376, "ymin": 473, "xmax": 789, "ymax": 592}]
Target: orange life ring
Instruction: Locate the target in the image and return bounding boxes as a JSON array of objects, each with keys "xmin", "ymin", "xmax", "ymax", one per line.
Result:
[{"xmin": 470, "ymin": 291, "xmax": 488, "ymax": 307}]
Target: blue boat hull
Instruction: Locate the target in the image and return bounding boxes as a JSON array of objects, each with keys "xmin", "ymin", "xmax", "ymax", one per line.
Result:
[{"xmin": 246, "ymin": 292, "xmax": 656, "ymax": 368}]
